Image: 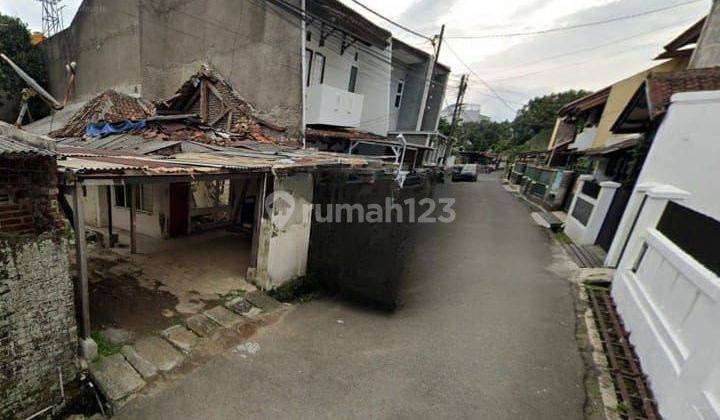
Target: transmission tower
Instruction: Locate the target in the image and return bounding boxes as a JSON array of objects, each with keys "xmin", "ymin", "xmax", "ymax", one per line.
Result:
[{"xmin": 36, "ymin": 0, "xmax": 64, "ymax": 36}]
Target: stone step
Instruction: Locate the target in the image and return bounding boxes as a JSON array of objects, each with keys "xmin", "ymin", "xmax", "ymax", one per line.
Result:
[
  {"xmin": 121, "ymin": 345, "xmax": 157, "ymax": 380},
  {"xmin": 133, "ymin": 335, "xmax": 183, "ymax": 373},
  {"xmin": 161, "ymin": 325, "xmax": 199, "ymax": 353},
  {"xmin": 204, "ymin": 305, "xmax": 245, "ymax": 328},
  {"xmin": 185, "ymin": 313, "xmax": 221, "ymax": 337},
  {"xmin": 245, "ymin": 290, "xmax": 282, "ymax": 312},
  {"xmin": 89, "ymin": 354, "xmax": 145, "ymax": 403}
]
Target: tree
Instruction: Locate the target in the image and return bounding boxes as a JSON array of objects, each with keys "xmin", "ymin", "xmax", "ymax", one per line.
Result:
[
  {"xmin": 462, "ymin": 120, "xmax": 513, "ymax": 152},
  {"xmin": 511, "ymin": 89, "xmax": 591, "ymax": 146},
  {"xmin": 438, "ymin": 116, "xmax": 451, "ymax": 137},
  {"xmin": 0, "ymin": 14, "xmax": 47, "ymax": 122}
]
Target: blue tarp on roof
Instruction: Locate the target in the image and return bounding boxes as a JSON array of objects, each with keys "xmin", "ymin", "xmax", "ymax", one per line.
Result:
[{"xmin": 85, "ymin": 120, "xmax": 146, "ymax": 137}]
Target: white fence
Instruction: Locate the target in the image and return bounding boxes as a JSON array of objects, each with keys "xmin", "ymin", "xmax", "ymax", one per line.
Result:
[
  {"xmin": 612, "ymin": 185, "xmax": 720, "ymax": 419},
  {"xmin": 564, "ymin": 175, "xmax": 620, "ymax": 245}
]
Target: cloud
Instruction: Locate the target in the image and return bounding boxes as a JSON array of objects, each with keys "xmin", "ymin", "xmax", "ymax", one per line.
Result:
[
  {"xmin": 397, "ymin": 0, "xmax": 464, "ymax": 33},
  {"xmin": 440, "ymin": 0, "xmax": 711, "ymax": 121}
]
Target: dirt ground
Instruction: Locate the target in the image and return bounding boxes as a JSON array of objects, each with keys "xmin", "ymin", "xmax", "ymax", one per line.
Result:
[{"xmin": 88, "ymin": 231, "xmax": 254, "ymax": 335}]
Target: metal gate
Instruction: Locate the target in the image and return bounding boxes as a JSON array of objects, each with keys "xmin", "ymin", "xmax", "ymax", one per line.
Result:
[{"xmin": 595, "ymin": 185, "xmax": 632, "ymax": 251}]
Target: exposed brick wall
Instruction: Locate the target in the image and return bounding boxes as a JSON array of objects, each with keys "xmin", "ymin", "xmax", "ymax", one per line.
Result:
[
  {"xmin": 0, "ymin": 155, "xmax": 63, "ymax": 235},
  {"xmin": 0, "ymin": 237, "xmax": 79, "ymax": 419}
]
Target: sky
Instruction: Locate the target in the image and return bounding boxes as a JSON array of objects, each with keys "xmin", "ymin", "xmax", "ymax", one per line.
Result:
[{"xmin": 0, "ymin": 0, "xmax": 712, "ymax": 121}]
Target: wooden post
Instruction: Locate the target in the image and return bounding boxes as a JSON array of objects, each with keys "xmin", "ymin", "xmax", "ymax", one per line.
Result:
[
  {"xmin": 72, "ymin": 182, "xmax": 91, "ymax": 339},
  {"xmin": 106, "ymin": 186, "xmax": 114, "ymax": 247},
  {"xmin": 129, "ymin": 184, "xmax": 137, "ymax": 254}
]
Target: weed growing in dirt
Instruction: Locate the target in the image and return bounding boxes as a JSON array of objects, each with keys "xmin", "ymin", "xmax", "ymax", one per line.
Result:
[{"xmin": 91, "ymin": 331, "xmax": 122, "ymax": 357}]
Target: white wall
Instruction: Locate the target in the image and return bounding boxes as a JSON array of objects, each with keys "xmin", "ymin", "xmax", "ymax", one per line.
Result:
[
  {"xmin": 305, "ymin": 23, "xmax": 391, "ymax": 136},
  {"xmin": 76, "ymin": 184, "xmax": 170, "ymax": 239},
  {"xmin": 609, "ymin": 91, "xmax": 720, "ymax": 419},
  {"xmin": 255, "ymin": 172, "xmax": 314, "ymax": 290}
]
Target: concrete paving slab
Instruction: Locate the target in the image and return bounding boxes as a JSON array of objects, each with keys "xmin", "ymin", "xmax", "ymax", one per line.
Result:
[
  {"xmin": 90, "ymin": 354, "xmax": 145, "ymax": 402},
  {"xmin": 161, "ymin": 325, "xmax": 199, "ymax": 353},
  {"xmin": 185, "ymin": 314, "xmax": 220, "ymax": 337},
  {"xmin": 224, "ymin": 297, "xmax": 254, "ymax": 315},
  {"xmin": 121, "ymin": 345, "xmax": 157, "ymax": 380},
  {"xmin": 245, "ymin": 291, "xmax": 281, "ymax": 312},
  {"xmin": 204, "ymin": 306, "xmax": 244, "ymax": 328},
  {"xmin": 134, "ymin": 336, "xmax": 183, "ymax": 372}
]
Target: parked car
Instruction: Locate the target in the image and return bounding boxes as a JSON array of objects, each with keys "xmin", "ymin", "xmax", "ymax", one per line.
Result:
[{"xmin": 451, "ymin": 164, "xmax": 478, "ymax": 182}]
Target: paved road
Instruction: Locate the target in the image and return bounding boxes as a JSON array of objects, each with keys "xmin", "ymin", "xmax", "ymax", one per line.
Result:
[{"xmin": 120, "ymin": 175, "xmax": 585, "ymax": 419}]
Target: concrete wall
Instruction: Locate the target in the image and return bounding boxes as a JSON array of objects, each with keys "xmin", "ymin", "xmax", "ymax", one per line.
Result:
[
  {"xmin": 305, "ymin": 21, "xmax": 391, "ymax": 136},
  {"xmin": 139, "ymin": 0, "xmax": 303, "ymax": 132},
  {"xmin": 389, "ymin": 60, "xmax": 428, "ymax": 132},
  {"xmin": 0, "ymin": 236, "xmax": 79, "ymax": 419},
  {"xmin": 42, "ymin": 0, "xmax": 142, "ymax": 102},
  {"xmin": 254, "ymin": 172, "xmax": 313, "ymax": 290},
  {"xmin": 71, "ymin": 184, "xmax": 169, "ymax": 240},
  {"xmin": 41, "ymin": 0, "xmax": 303, "ymax": 133},
  {"xmin": 608, "ymin": 91, "xmax": 720, "ymax": 419}
]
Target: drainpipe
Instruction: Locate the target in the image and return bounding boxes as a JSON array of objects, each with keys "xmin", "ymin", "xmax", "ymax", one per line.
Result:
[{"xmin": 300, "ymin": 0, "xmax": 307, "ymax": 148}]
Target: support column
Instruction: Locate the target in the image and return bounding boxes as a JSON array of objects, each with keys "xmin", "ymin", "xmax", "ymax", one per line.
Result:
[
  {"xmin": 72, "ymin": 182, "xmax": 90, "ymax": 339},
  {"xmin": 106, "ymin": 186, "xmax": 113, "ymax": 247},
  {"xmin": 129, "ymin": 184, "xmax": 137, "ymax": 254}
]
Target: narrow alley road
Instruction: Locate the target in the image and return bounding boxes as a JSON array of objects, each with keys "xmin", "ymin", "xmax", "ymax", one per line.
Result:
[{"xmin": 119, "ymin": 174, "xmax": 586, "ymax": 419}]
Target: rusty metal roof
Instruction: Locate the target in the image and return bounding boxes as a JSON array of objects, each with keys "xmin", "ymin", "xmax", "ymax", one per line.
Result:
[{"xmin": 0, "ymin": 134, "xmax": 54, "ymax": 156}]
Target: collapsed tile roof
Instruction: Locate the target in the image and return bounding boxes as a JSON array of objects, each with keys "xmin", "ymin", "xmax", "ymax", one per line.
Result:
[
  {"xmin": 154, "ymin": 66, "xmax": 293, "ymax": 146},
  {"xmin": 49, "ymin": 90, "xmax": 155, "ymax": 138},
  {"xmin": 646, "ymin": 66, "xmax": 720, "ymax": 117}
]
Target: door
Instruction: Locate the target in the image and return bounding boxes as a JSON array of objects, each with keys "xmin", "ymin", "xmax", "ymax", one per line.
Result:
[{"xmin": 169, "ymin": 183, "xmax": 190, "ymax": 236}]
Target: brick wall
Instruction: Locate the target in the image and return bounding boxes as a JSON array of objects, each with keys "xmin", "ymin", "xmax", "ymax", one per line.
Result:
[
  {"xmin": 0, "ymin": 155, "xmax": 63, "ymax": 235},
  {"xmin": 0, "ymin": 236, "xmax": 79, "ymax": 419}
]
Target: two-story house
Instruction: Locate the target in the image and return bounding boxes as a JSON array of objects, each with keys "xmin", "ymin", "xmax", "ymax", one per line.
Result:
[{"xmin": 302, "ymin": 0, "xmax": 450, "ymax": 170}]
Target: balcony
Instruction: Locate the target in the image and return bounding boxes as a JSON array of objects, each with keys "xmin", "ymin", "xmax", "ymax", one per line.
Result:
[
  {"xmin": 569, "ymin": 126, "xmax": 598, "ymax": 151},
  {"xmin": 306, "ymin": 84, "xmax": 364, "ymax": 128}
]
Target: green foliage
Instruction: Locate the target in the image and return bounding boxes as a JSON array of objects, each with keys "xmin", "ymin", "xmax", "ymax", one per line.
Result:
[
  {"xmin": 438, "ymin": 116, "xmax": 451, "ymax": 137},
  {"xmin": 463, "ymin": 119, "xmax": 513, "ymax": 152},
  {"xmin": 0, "ymin": 14, "xmax": 48, "ymax": 120},
  {"xmin": 511, "ymin": 90, "xmax": 591, "ymax": 146},
  {"xmin": 91, "ymin": 331, "xmax": 122, "ymax": 357},
  {"xmin": 455, "ymin": 90, "xmax": 592, "ymax": 156}
]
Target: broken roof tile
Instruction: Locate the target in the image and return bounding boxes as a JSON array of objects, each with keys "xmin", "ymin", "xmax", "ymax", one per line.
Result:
[{"xmin": 50, "ymin": 90, "xmax": 155, "ymax": 138}]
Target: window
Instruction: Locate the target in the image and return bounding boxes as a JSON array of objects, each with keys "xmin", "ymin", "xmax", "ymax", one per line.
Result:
[
  {"xmin": 394, "ymin": 80, "xmax": 404, "ymax": 108},
  {"xmin": 114, "ymin": 185, "xmax": 153, "ymax": 212},
  {"xmin": 305, "ymin": 48, "xmax": 314, "ymax": 87},
  {"xmin": 310, "ymin": 53, "xmax": 326, "ymax": 86},
  {"xmin": 348, "ymin": 66, "xmax": 358, "ymax": 93},
  {"xmin": 354, "ymin": 52, "xmax": 359, "ymax": 61},
  {"xmin": 306, "ymin": 31, "xmax": 311, "ymax": 42}
]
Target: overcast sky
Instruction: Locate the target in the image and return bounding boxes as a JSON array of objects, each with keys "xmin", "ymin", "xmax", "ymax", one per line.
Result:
[{"xmin": 0, "ymin": 0, "xmax": 712, "ymax": 121}]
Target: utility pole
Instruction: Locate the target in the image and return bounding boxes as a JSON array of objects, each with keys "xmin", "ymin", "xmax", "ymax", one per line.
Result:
[
  {"xmin": 416, "ymin": 24, "xmax": 445, "ymax": 131},
  {"xmin": 442, "ymin": 74, "xmax": 468, "ymax": 165}
]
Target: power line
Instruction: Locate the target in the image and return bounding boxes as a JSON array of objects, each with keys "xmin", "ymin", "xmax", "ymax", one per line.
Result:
[
  {"xmin": 447, "ymin": 0, "xmax": 703, "ymax": 39},
  {"xmin": 485, "ymin": 17, "xmax": 698, "ymax": 80},
  {"xmin": 444, "ymin": 42, "xmax": 517, "ymax": 113},
  {"xmin": 345, "ymin": 0, "xmax": 433, "ymax": 42}
]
